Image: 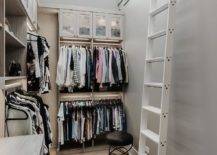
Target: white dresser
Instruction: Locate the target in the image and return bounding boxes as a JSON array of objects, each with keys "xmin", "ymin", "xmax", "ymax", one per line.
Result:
[{"xmin": 0, "ymin": 134, "xmax": 44, "ymax": 155}]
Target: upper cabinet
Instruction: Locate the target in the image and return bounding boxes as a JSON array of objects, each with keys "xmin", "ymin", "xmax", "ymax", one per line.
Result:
[
  {"xmin": 59, "ymin": 10, "xmax": 77, "ymax": 37},
  {"xmin": 59, "ymin": 9, "xmax": 124, "ymax": 40},
  {"xmin": 93, "ymin": 13, "xmax": 108, "ymax": 39},
  {"xmin": 93, "ymin": 13, "xmax": 123, "ymax": 40},
  {"xmin": 108, "ymin": 15, "xmax": 123, "ymax": 40},
  {"xmin": 59, "ymin": 10, "xmax": 92, "ymax": 38},
  {"xmin": 77, "ymin": 11, "xmax": 92, "ymax": 38}
]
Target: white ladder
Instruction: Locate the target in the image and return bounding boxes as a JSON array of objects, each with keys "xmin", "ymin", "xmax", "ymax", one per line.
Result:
[{"xmin": 138, "ymin": 0, "xmax": 176, "ymax": 155}]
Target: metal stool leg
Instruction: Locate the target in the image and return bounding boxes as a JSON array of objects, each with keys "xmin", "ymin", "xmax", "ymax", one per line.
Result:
[
  {"xmin": 109, "ymin": 144, "xmax": 133, "ymax": 155},
  {"xmin": 108, "ymin": 145, "xmax": 111, "ymax": 155}
]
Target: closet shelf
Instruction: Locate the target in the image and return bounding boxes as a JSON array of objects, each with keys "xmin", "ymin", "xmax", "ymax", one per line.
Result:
[
  {"xmin": 93, "ymin": 38, "xmax": 123, "ymax": 44},
  {"xmin": 146, "ymin": 57, "xmax": 164, "ymax": 63},
  {"xmin": 144, "ymin": 82, "xmax": 163, "ymax": 88},
  {"xmin": 60, "ymin": 37, "xmax": 92, "ymax": 42},
  {"xmin": 150, "ymin": 3, "xmax": 169, "ymax": 16},
  {"xmin": 4, "ymin": 82, "xmax": 23, "ymax": 90},
  {"xmin": 6, "ymin": 0, "xmax": 27, "ymax": 16},
  {"xmin": 5, "ymin": 29, "xmax": 26, "ymax": 48},
  {"xmin": 141, "ymin": 129, "xmax": 159, "ymax": 144},
  {"xmin": 148, "ymin": 30, "xmax": 166, "ymax": 40},
  {"xmin": 143, "ymin": 105, "xmax": 161, "ymax": 115},
  {"xmin": 5, "ymin": 76, "xmax": 26, "ymax": 81}
]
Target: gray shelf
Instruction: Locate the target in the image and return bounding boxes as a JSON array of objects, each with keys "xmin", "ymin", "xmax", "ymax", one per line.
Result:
[
  {"xmin": 5, "ymin": 0, "xmax": 27, "ymax": 16},
  {"xmin": 5, "ymin": 29, "xmax": 26, "ymax": 48}
]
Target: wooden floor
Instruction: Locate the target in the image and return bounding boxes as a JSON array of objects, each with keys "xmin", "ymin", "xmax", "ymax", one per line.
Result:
[
  {"xmin": 51, "ymin": 149, "xmax": 108, "ymax": 155},
  {"xmin": 50, "ymin": 145, "xmax": 109, "ymax": 155}
]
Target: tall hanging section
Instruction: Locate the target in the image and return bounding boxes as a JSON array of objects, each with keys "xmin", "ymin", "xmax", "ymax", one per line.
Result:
[{"xmin": 139, "ymin": 0, "xmax": 176, "ymax": 155}]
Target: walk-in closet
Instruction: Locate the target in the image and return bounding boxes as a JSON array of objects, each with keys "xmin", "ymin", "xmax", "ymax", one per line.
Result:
[{"xmin": 0, "ymin": 0, "xmax": 217, "ymax": 155}]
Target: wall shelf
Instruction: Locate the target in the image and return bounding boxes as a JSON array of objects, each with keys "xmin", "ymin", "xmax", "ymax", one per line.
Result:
[
  {"xmin": 0, "ymin": 0, "xmax": 28, "ymax": 138},
  {"xmin": 93, "ymin": 38, "xmax": 123, "ymax": 43},
  {"xmin": 4, "ymin": 76, "xmax": 26, "ymax": 81},
  {"xmin": 5, "ymin": 30, "xmax": 26, "ymax": 48},
  {"xmin": 5, "ymin": 0, "xmax": 27, "ymax": 16}
]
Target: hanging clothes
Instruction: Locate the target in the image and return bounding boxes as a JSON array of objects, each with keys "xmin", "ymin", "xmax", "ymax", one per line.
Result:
[
  {"xmin": 56, "ymin": 45, "xmax": 93, "ymax": 92},
  {"xmin": 5, "ymin": 90, "xmax": 52, "ymax": 153},
  {"xmin": 27, "ymin": 34, "xmax": 51, "ymax": 94},
  {"xmin": 57, "ymin": 99, "xmax": 127, "ymax": 145},
  {"xmin": 56, "ymin": 45, "xmax": 129, "ymax": 93},
  {"xmin": 93, "ymin": 47, "xmax": 128, "ymax": 92}
]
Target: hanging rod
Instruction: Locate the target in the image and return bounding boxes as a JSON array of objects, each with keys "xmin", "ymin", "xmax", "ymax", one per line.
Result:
[
  {"xmin": 93, "ymin": 94, "xmax": 122, "ymax": 100},
  {"xmin": 59, "ymin": 92, "xmax": 123, "ymax": 101},
  {"xmin": 5, "ymin": 82, "xmax": 22, "ymax": 90},
  {"xmin": 27, "ymin": 32, "xmax": 46, "ymax": 40},
  {"xmin": 93, "ymin": 42, "xmax": 122, "ymax": 46},
  {"xmin": 59, "ymin": 40, "xmax": 92, "ymax": 45},
  {"xmin": 60, "ymin": 37, "xmax": 92, "ymax": 42}
]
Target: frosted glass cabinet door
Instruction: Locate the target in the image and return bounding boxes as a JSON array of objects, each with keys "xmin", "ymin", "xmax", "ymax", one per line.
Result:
[
  {"xmin": 93, "ymin": 13, "xmax": 108, "ymax": 39},
  {"xmin": 77, "ymin": 12, "xmax": 92, "ymax": 38},
  {"xmin": 60, "ymin": 11, "xmax": 77, "ymax": 37},
  {"xmin": 108, "ymin": 15, "xmax": 123, "ymax": 40}
]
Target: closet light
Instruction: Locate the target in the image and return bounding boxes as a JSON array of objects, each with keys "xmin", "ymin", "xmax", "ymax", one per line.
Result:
[
  {"xmin": 111, "ymin": 21, "xmax": 117, "ymax": 27},
  {"xmin": 98, "ymin": 18, "xmax": 106, "ymax": 25}
]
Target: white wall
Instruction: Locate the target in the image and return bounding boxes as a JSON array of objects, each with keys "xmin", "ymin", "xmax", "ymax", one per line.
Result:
[
  {"xmin": 123, "ymin": 0, "xmax": 149, "ymax": 150},
  {"xmin": 39, "ymin": 0, "xmax": 118, "ymax": 10},
  {"xmin": 167, "ymin": 0, "xmax": 217, "ymax": 154}
]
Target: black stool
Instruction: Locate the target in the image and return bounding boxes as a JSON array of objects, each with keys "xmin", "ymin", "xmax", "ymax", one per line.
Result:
[{"xmin": 106, "ymin": 131, "xmax": 133, "ymax": 155}]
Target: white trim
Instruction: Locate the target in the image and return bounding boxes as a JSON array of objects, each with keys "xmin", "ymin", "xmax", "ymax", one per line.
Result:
[
  {"xmin": 129, "ymin": 147, "xmax": 138, "ymax": 155},
  {"xmin": 38, "ymin": 2, "xmax": 124, "ymax": 15}
]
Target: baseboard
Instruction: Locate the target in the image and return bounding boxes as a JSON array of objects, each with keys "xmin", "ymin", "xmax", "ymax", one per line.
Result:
[{"xmin": 129, "ymin": 146, "xmax": 138, "ymax": 155}]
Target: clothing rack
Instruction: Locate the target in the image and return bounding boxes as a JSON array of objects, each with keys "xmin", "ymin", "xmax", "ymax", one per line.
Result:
[
  {"xmin": 27, "ymin": 32, "xmax": 46, "ymax": 40},
  {"xmin": 57, "ymin": 95, "xmax": 125, "ymax": 152},
  {"xmin": 57, "ymin": 36, "xmax": 125, "ymax": 152}
]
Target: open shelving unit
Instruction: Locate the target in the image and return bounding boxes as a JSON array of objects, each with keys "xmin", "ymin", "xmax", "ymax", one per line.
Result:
[
  {"xmin": 5, "ymin": 29, "xmax": 26, "ymax": 48},
  {"xmin": 0, "ymin": 0, "xmax": 29, "ymax": 138},
  {"xmin": 5, "ymin": 0, "xmax": 27, "ymax": 16}
]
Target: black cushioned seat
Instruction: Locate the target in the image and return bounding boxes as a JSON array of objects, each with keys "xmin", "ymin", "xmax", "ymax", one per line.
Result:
[{"xmin": 106, "ymin": 131, "xmax": 133, "ymax": 146}]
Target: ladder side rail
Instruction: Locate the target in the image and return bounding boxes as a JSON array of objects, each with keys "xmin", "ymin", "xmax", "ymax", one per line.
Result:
[
  {"xmin": 158, "ymin": 0, "xmax": 176, "ymax": 155},
  {"xmin": 138, "ymin": 0, "xmax": 153, "ymax": 153}
]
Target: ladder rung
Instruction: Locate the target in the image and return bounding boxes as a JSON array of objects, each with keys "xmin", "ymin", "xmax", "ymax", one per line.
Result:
[
  {"xmin": 144, "ymin": 82, "xmax": 163, "ymax": 88},
  {"xmin": 148, "ymin": 30, "xmax": 166, "ymax": 39},
  {"xmin": 150, "ymin": 3, "xmax": 169, "ymax": 16},
  {"xmin": 146, "ymin": 57, "xmax": 164, "ymax": 63},
  {"xmin": 143, "ymin": 105, "xmax": 161, "ymax": 115},
  {"xmin": 141, "ymin": 129, "xmax": 159, "ymax": 144}
]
